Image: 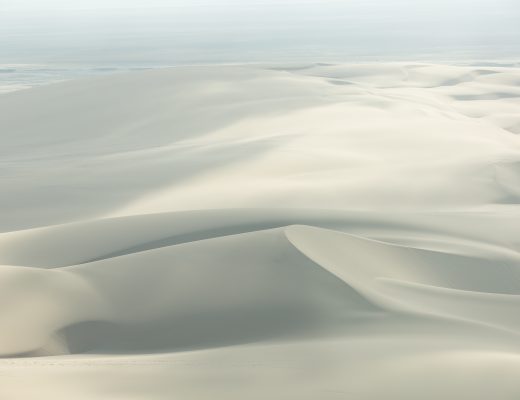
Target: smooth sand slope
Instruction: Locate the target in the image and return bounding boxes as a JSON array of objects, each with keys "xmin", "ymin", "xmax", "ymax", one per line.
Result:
[{"xmin": 1, "ymin": 63, "xmax": 520, "ymax": 399}]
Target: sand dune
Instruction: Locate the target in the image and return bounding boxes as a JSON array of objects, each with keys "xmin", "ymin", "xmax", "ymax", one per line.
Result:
[
  {"xmin": 2, "ymin": 63, "xmax": 520, "ymax": 399},
  {"xmin": 2, "ymin": 63, "xmax": 520, "ymax": 231}
]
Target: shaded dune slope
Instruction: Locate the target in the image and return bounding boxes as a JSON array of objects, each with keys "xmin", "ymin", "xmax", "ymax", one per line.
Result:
[{"xmin": 2, "ymin": 215, "xmax": 520, "ymax": 358}]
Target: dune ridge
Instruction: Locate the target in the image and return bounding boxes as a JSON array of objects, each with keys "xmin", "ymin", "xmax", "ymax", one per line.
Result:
[{"xmin": 3, "ymin": 220, "xmax": 520, "ymax": 357}]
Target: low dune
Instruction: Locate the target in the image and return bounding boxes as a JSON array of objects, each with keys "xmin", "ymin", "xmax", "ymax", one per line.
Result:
[{"xmin": 1, "ymin": 63, "xmax": 520, "ymax": 399}]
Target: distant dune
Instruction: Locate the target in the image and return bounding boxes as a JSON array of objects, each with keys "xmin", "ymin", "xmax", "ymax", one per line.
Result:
[{"xmin": 1, "ymin": 63, "xmax": 520, "ymax": 399}]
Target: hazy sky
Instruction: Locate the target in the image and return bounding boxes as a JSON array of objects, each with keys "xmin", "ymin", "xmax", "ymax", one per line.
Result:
[{"xmin": 1, "ymin": 0, "xmax": 519, "ymax": 65}]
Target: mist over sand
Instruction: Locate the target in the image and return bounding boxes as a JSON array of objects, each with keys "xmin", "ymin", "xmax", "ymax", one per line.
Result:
[{"xmin": 1, "ymin": 62, "xmax": 520, "ymax": 399}]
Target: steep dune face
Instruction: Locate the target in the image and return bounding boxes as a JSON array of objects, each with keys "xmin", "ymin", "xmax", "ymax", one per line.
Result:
[
  {"xmin": 2, "ymin": 222, "xmax": 520, "ymax": 359},
  {"xmin": 0, "ymin": 226, "xmax": 378, "ymax": 356},
  {"xmin": 2, "ymin": 64, "xmax": 520, "ymax": 399}
]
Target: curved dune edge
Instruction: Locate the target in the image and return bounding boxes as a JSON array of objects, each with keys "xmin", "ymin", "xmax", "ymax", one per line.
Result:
[
  {"xmin": 2, "ymin": 221, "xmax": 520, "ymax": 357},
  {"xmin": 285, "ymin": 225, "xmax": 520, "ymax": 331},
  {"xmin": 2, "ymin": 208, "xmax": 520, "ymax": 269}
]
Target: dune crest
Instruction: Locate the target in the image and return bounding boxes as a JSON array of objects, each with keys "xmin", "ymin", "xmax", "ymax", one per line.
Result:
[{"xmin": 3, "ymin": 221, "xmax": 520, "ymax": 359}]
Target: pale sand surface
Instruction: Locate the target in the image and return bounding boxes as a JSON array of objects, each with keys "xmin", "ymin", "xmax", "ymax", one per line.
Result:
[{"xmin": 1, "ymin": 63, "xmax": 520, "ymax": 399}]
